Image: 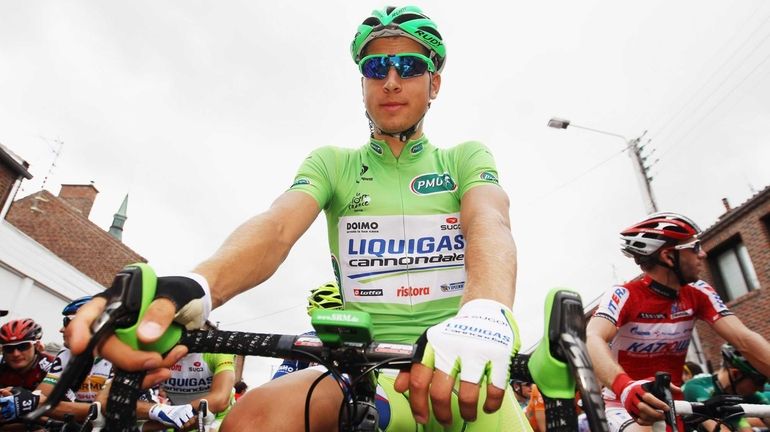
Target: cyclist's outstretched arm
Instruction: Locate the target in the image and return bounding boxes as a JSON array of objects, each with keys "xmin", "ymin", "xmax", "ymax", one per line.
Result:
[
  {"xmin": 396, "ymin": 184, "xmax": 518, "ymax": 425},
  {"xmin": 66, "ymin": 191, "xmax": 320, "ymax": 372},
  {"xmin": 180, "ymin": 368, "xmax": 235, "ymax": 416},
  {"xmin": 194, "ymin": 191, "xmax": 321, "ymax": 307},
  {"xmin": 712, "ymin": 315, "xmax": 770, "ymax": 377},
  {"xmin": 35, "ymin": 382, "xmax": 92, "ymax": 422},
  {"xmin": 459, "ymin": 184, "xmax": 517, "ymax": 306}
]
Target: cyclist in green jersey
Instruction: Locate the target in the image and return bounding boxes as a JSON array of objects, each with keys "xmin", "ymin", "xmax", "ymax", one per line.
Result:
[
  {"xmin": 67, "ymin": 5, "xmax": 524, "ymax": 431},
  {"xmin": 683, "ymin": 344, "xmax": 769, "ymax": 431}
]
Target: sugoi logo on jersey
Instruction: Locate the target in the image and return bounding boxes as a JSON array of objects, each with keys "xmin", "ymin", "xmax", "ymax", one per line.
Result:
[
  {"xmin": 410, "ymin": 173, "xmax": 457, "ymax": 195},
  {"xmin": 354, "ymin": 288, "xmax": 383, "ymax": 297},
  {"xmin": 348, "ymin": 193, "xmax": 371, "ymax": 211},
  {"xmin": 626, "ymin": 339, "xmax": 689, "ymax": 354},
  {"xmin": 397, "ymin": 286, "xmax": 430, "ymax": 297},
  {"xmin": 346, "ymin": 221, "xmax": 379, "ymax": 233},
  {"xmin": 441, "ymin": 217, "xmax": 461, "ymax": 231},
  {"xmin": 189, "ymin": 361, "xmax": 204, "ymax": 372},
  {"xmin": 440, "ymin": 282, "xmax": 465, "ymax": 292},
  {"xmin": 291, "ymin": 177, "xmax": 311, "ymax": 188},
  {"xmin": 480, "ymin": 171, "xmax": 499, "ymax": 183}
]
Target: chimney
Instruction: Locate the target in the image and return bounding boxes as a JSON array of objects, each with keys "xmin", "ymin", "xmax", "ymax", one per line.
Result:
[
  {"xmin": 59, "ymin": 183, "xmax": 99, "ymax": 218},
  {"xmin": 721, "ymin": 197, "xmax": 731, "ymax": 213}
]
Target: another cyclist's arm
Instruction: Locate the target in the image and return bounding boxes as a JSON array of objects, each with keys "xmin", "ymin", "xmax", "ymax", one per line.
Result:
[
  {"xmin": 35, "ymin": 382, "xmax": 92, "ymax": 422},
  {"xmin": 712, "ymin": 315, "xmax": 770, "ymax": 377},
  {"xmin": 182, "ymin": 368, "xmax": 235, "ymax": 415}
]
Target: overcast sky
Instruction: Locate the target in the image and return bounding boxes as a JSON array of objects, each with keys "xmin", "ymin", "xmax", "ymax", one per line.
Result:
[{"xmin": 3, "ymin": 1, "xmax": 770, "ymax": 386}]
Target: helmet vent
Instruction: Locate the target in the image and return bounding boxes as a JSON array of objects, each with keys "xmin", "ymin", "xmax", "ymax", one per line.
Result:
[{"xmin": 392, "ymin": 13, "xmax": 426, "ymax": 24}]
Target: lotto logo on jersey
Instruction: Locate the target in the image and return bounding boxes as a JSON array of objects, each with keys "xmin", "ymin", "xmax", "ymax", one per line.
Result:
[{"xmin": 354, "ymin": 288, "xmax": 383, "ymax": 297}]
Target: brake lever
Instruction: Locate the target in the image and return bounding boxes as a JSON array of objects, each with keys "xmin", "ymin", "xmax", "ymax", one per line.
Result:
[{"xmin": 26, "ymin": 269, "xmax": 145, "ymax": 420}]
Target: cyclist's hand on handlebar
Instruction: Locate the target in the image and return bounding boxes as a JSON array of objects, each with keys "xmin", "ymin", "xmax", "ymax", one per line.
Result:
[
  {"xmin": 394, "ymin": 299, "xmax": 519, "ymax": 426},
  {"xmin": 612, "ymin": 374, "xmax": 670, "ymax": 425}
]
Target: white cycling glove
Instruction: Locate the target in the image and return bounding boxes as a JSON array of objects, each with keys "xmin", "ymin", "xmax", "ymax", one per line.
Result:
[
  {"xmin": 417, "ymin": 299, "xmax": 520, "ymax": 389},
  {"xmin": 149, "ymin": 403, "xmax": 195, "ymax": 428}
]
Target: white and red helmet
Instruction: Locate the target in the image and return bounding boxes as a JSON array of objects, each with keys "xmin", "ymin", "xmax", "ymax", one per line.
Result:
[{"xmin": 620, "ymin": 212, "xmax": 701, "ymax": 258}]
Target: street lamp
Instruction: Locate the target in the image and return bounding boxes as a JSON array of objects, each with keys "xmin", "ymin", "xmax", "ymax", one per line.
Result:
[{"xmin": 547, "ymin": 117, "xmax": 658, "ymax": 214}]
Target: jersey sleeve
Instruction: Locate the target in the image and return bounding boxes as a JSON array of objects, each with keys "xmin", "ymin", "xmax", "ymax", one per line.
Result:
[
  {"xmin": 452, "ymin": 141, "xmax": 501, "ymax": 197},
  {"xmin": 689, "ymin": 280, "xmax": 733, "ymax": 324},
  {"xmin": 42, "ymin": 349, "xmax": 71, "ymax": 386},
  {"xmin": 592, "ymin": 286, "xmax": 631, "ymax": 326},
  {"xmin": 288, "ymin": 146, "xmax": 338, "ymax": 210},
  {"xmin": 204, "ymin": 353, "xmax": 236, "ymax": 374}
]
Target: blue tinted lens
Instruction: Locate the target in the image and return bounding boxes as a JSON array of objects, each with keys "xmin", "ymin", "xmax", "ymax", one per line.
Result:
[{"xmin": 361, "ymin": 55, "xmax": 429, "ymax": 79}]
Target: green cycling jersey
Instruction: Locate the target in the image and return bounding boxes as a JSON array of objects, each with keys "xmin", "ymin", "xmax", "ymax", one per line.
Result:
[{"xmin": 289, "ymin": 135, "xmax": 500, "ymax": 344}]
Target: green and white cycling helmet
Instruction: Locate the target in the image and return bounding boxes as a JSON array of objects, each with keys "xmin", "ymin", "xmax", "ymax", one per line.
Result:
[
  {"xmin": 351, "ymin": 5, "xmax": 447, "ymax": 73},
  {"xmin": 307, "ymin": 281, "xmax": 344, "ymax": 316},
  {"xmin": 721, "ymin": 343, "xmax": 765, "ymax": 383}
]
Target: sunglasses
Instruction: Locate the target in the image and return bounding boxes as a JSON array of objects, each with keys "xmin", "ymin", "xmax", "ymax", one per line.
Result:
[
  {"xmin": 63, "ymin": 316, "xmax": 74, "ymax": 327},
  {"xmin": 674, "ymin": 239, "xmax": 702, "ymax": 254},
  {"xmin": 2, "ymin": 342, "xmax": 33, "ymax": 354},
  {"xmin": 358, "ymin": 53, "xmax": 436, "ymax": 80}
]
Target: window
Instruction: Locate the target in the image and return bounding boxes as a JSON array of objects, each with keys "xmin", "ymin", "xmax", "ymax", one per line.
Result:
[{"xmin": 709, "ymin": 237, "xmax": 760, "ymax": 301}]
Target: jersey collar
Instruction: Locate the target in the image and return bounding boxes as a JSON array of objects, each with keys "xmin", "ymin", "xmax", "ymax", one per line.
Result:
[
  {"xmin": 643, "ymin": 275, "xmax": 678, "ymax": 299},
  {"xmin": 367, "ymin": 135, "xmax": 431, "ymax": 164}
]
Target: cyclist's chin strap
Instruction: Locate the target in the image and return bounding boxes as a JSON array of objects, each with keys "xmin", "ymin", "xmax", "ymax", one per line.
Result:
[
  {"xmin": 654, "ymin": 249, "xmax": 688, "ymax": 286},
  {"xmin": 366, "ymin": 111, "xmax": 425, "ymax": 143}
]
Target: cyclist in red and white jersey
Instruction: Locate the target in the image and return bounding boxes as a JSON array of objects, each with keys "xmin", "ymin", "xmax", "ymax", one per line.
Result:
[{"xmin": 586, "ymin": 212, "xmax": 770, "ymax": 431}]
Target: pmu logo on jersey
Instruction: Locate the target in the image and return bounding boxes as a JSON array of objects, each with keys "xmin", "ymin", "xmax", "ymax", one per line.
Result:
[
  {"xmin": 410, "ymin": 173, "xmax": 457, "ymax": 195},
  {"xmin": 410, "ymin": 142, "xmax": 424, "ymax": 154},
  {"xmin": 480, "ymin": 171, "xmax": 499, "ymax": 183},
  {"xmin": 370, "ymin": 142, "xmax": 384, "ymax": 155},
  {"xmin": 441, "ymin": 217, "xmax": 461, "ymax": 231}
]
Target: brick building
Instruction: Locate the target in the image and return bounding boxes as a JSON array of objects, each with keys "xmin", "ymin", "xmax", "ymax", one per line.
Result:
[
  {"xmin": 0, "ymin": 143, "xmax": 144, "ymax": 343},
  {"xmin": 6, "ymin": 185, "xmax": 144, "ymax": 287},
  {"xmin": 695, "ymin": 186, "xmax": 770, "ymax": 371}
]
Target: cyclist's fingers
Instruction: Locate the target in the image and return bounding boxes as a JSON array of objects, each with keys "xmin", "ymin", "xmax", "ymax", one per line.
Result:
[
  {"xmin": 407, "ymin": 363, "xmax": 433, "ymax": 424},
  {"xmin": 99, "ymin": 334, "xmax": 163, "ymax": 371},
  {"xmin": 640, "ymin": 392, "xmax": 669, "ymax": 411},
  {"xmin": 458, "ymin": 380, "xmax": 481, "ymax": 422},
  {"xmin": 137, "ymin": 298, "xmax": 177, "ymax": 343},
  {"xmin": 67, "ymin": 296, "xmax": 107, "ymax": 355},
  {"xmin": 394, "ymin": 370, "xmax": 410, "ymax": 393},
  {"xmin": 430, "ymin": 369, "xmax": 456, "ymax": 425},
  {"xmin": 482, "ymin": 382, "xmax": 506, "ymax": 414}
]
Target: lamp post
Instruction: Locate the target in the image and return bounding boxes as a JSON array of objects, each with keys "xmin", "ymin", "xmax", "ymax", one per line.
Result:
[{"xmin": 547, "ymin": 117, "xmax": 658, "ymax": 214}]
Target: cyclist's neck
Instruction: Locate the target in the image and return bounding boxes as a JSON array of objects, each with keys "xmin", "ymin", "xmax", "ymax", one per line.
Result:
[{"xmin": 646, "ymin": 267, "xmax": 686, "ymax": 292}]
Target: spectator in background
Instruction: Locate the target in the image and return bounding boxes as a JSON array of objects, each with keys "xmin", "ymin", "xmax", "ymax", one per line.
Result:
[
  {"xmin": 682, "ymin": 361, "xmax": 704, "ymax": 383},
  {"xmin": 511, "ymin": 379, "xmax": 532, "ymax": 410},
  {"xmin": 234, "ymin": 380, "xmax": 248, "ymax": 402}
]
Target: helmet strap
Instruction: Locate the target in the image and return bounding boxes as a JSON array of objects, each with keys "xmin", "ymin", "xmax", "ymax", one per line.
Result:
[{"xmin": 654, "ymin": 249, "xmax": 688, "ymax": 286}]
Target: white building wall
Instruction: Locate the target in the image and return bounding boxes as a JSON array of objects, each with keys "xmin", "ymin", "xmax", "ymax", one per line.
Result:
[{"xmin": 0, "ymin": 220, "xmax": 103, "ymax": 346}]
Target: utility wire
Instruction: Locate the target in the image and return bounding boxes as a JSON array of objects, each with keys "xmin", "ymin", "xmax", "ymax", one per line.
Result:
[
  {"xmin": 655, "ymin": 47, "xmax": 770, "ymax": 170},
  {"xmin": 647, "ymin": 5, "xmax": 770, "ymax": 139},
  {"xmin": 527, "ymin": 146, "xmax": 630, "ymax": 206}
]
